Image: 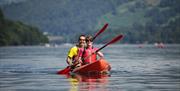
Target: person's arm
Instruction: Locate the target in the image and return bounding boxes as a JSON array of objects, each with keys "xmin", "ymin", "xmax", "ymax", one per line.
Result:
[
  {"xmin": 66, "ymin": 47, "xmax": 76, "ymax": 66},
  {"xmin": 97, "ymin": 51, "xmax": 104, "ymax": 58},
  {"xmin": 66, "ymin": 56, "xmax": 73, "ymax": 66},
  {"xmin": 76, "ymin": 48, "xmax": 83, "ymax": 64},
  {"xmin": 94, "ymin": 48, "xmax": 104, "ymax": 58}
]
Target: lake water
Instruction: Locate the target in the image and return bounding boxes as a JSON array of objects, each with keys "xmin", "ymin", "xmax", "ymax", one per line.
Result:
[{"xmin": 0, "ymin": 44, "xmax": 180, "ymax": 91}]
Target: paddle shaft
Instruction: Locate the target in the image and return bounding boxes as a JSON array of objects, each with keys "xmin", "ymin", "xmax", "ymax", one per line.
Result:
[{"xmin": 83, "ymin": 34, "xmax": 124, "ymax": 60}]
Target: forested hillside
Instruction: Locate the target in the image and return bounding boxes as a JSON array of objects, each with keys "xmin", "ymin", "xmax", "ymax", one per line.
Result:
[
  {"xmin": 97, "ymin": 0, "xmax": 180, "ymax": 43},
  {"xmin": 0, "ymin": 8, "xmax": 49, "ymax": 46},
  {"xmin": 0, "ymin": 0, "xmax": 179, "ymax": 44}
]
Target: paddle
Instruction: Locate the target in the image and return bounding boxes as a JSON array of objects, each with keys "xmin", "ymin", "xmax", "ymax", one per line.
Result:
[
  {"xmin": 83, "ymin": 34, "xmax": 124, "ymax": 61},
  {"xmin": 92, "ymin": 23, "xmax": 108, "ymax": 41},
  {"xmin": 57, "ymin": 23, "xmax": 109, "ymax": 74},
  {"xmin": 57, "ymin": 66, "xmax": 71, "ymax": 74},
  {"xmin": 96, "ymin": 34, "xmax": 123, "ymax": 53}
]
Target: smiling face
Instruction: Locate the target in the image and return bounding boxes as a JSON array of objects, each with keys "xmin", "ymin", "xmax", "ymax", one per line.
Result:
[
  {"xmin": 86, "ymin": 35, "xmax": 93, "ymax": 48},
  {"xmin": 78, "ymin": 35, "xmax": 86, "ymax": 48},
  {"xmin": 86, "ymin": 39, "xmax": 92, "ymax": 46}
]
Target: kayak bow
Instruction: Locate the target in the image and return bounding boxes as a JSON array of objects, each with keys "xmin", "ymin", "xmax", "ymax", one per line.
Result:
[{"xmin": 72, "ymin": 59, "xmax": 111, "ymax": 75}]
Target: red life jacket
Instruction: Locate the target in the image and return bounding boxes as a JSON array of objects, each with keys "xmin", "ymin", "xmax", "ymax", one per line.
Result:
[{"xmin": 82, "ymin": 47, "xmax": 97, "ymax": 64}]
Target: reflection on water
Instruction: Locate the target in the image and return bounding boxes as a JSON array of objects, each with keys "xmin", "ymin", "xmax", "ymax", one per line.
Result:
[
  {"xmin": 65, "ymin": 73, "xmax": 110, "ymax": 91},
  {"xmin": 0, "ymin": 44, "xmax": 180, "ymax": 91}
]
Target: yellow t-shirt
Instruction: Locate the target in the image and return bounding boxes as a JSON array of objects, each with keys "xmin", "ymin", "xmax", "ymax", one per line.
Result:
[{"xmin": 68, "ymin": 46, "xmax": 78, "ymax": 59}]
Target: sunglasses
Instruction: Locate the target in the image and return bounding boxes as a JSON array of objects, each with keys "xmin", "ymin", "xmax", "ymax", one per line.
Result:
[{"xmin": 86, "ymin": 39, "xmax": 92, "ymax": 42}]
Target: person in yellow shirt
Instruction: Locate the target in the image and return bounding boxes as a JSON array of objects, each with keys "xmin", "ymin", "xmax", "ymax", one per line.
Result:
[{"xmin": 66, "ymin": 35, "xmax": 86, "ymax": 69}]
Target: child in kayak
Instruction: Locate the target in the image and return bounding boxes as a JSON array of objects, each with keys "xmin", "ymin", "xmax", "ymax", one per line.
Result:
[{"xmin": 77, "ymin": 35, "xmax": 104, "ymax": 65}]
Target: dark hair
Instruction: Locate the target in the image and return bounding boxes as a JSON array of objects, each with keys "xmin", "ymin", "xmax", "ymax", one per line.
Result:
[
  {"xmin": 86, "ymin": 35, "xmax": 93, "ymax": 42},
  {"xmin": 78, "ymin": 34, "xmax": 86, "ymax": 41}
]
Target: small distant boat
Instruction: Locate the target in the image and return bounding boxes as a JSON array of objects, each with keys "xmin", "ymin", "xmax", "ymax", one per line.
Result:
[{"xmin": 154, "ymin": 42, "xmax": 165, "ymax": 48}]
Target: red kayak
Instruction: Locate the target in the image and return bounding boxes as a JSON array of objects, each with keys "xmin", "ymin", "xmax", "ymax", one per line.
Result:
[
  {"xmin": 57, "ymin": 35, "xmax": 123, "ymax": 75},
  {"xmin": 72, "ymin": 58, "xmax": 111, "ymax": 75}
]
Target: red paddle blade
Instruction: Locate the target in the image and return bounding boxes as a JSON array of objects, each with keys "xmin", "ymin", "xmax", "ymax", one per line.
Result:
[
  {"xmin": 93, "ymin": 23, "xmax": 108, "ymax": 41},
  {"xmin": 96, "ymin": 34, "xmax": 124, "ymax": 52},
  {"xmin": 57, "ymin": 66, "xmax": 71, "ymax": 74},
  {"xmin": 107, "ymin": 34, "xmax": 124, "ymax": 45}
]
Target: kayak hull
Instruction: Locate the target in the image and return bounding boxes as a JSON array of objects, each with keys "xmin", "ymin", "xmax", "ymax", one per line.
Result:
[{"xmin": 72, "ymin": 59, "xmax": 111, "ymax": 75}]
